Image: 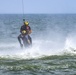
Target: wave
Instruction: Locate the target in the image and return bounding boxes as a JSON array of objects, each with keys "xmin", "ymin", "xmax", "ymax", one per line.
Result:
[{"xmin": 0, "ymin": 39, "xmax": 76, "ymax": 60}]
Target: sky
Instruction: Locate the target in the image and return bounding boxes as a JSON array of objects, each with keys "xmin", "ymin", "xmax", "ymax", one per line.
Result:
[{"xmin": 0, "ymin": 0, "xmax": 76, "ymax": 14}]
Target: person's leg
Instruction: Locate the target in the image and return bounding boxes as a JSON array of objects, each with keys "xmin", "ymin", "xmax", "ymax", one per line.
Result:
[
  {"xmin": 18, "ymin": 34, "xmax": 23, "ymax": 48},
  {"xmin": 28, "ymin": 35, "xmax": 32, "ymax": 45},
  {"xmin": 23, "ymin": 35, "xmax": 29, "ymax": 47}
]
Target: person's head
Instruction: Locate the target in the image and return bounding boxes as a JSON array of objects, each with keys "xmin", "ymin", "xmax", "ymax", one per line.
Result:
[
  {"xmin": 24, "ymin": 21, "xmax": 29, "ymax": 26},
  {"xmin": 22, "ymin": 30, "xmax": 26, "ymax": 34}
]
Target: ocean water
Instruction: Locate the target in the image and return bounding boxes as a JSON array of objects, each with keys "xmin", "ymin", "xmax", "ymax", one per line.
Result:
[{"xmin": 0, "ymin": 14, "xmax": 76, "ymax": 75}]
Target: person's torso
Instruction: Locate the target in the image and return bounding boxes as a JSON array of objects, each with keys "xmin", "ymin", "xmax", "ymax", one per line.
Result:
[
  {"xmin": 21, "ymin": 25, "xmax": 30, "ymax": 34},
  {"xmin": 21, "ymin": 25, "xmax": 30, "ymax": 30}
]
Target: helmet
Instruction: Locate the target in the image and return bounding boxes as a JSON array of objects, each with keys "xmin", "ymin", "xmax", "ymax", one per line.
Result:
[
  {"xmin": 22, "ymin": 30, "xmax": 26, "ymax": 34},
  {"xmin": 24, "ymin": 21, "xmax": 29, "ymax": 26}
]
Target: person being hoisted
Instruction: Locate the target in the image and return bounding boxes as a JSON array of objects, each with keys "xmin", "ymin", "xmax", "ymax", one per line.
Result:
[{"xmin": 18, "ymin": 21, "xmax": 32, "ymax": 48}]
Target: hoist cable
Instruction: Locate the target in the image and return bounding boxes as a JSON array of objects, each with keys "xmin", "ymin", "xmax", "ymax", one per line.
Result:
[{"xmin": 22, "ymin": 0, "xmax": 25, "ymax": 22}]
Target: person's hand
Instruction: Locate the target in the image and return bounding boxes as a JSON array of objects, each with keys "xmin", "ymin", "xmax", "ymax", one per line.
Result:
[{"xmin": 28, "ymin": 30, "xmax": 32, "ymax": 34}]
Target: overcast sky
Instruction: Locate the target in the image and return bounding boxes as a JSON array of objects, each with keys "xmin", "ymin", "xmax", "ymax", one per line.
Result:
[{"xmin": 0, "ymin": 0, "xmax": 76, "ymax": 14}]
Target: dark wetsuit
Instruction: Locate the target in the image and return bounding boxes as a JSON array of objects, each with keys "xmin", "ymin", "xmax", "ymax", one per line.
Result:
[{"xmin": 18, "ymin": 25, "xmax": 32, "ymax": 48}]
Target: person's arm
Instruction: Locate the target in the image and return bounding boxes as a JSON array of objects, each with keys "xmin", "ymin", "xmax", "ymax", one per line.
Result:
[
  {"xmin": 28, "ymin": 26, "xmax": 32, "ymax": 34},
  {"xmin": 20, "ymin": 26, "xmax": 22, "ymax": 33}
]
